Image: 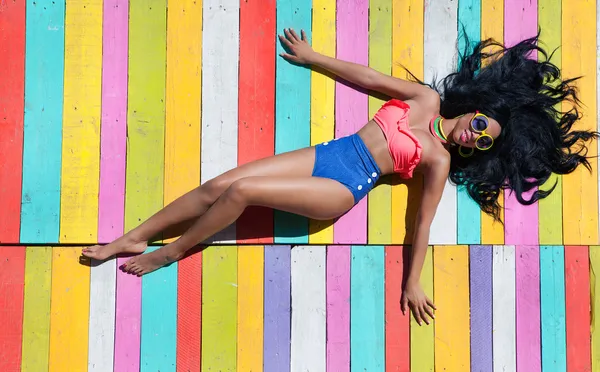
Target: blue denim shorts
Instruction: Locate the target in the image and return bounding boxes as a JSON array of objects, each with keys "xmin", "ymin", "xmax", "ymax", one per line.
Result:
[{"xmin": 312, "ymin": 134, "xmax": 381, "ymax": 204}]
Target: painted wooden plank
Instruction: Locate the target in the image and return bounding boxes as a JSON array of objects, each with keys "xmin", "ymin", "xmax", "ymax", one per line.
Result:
[
  {"xmin": 385, "ymin": 245, "xmax": 409, "ymax": 370},
  {"xmin": 333, "ymin": 0, "xmax": 368, "ymax": 244},
  {"xmin": 492, "ymin": 245, "xmax": 516, "ymax": 371},
  {"xmin": 434, "ymin": 245, "xmax": 470, "ymax": 370},
  {"xmin": 309, "ymin": 0, "xmax": 336, "ymax": 244},
  {"xmin": 59, "ymin": 0, "xmax": 102, "ymax": 243},
  {"xmin": 350, "ymin": 246, "xmax": 384, "ymax": 371},
  {"xmin": 238, "ymin": 246, "xmax": 265, "ymax": 371},
  {"xmin": 562, "ymin": 0, "xmax": 598, "ymax": 244},
  {"xmin": 88, "ymin": 258, "xmax": 117, "ymax": 371},
  {"xmin": 0, "ymin": 247, "xmax": 25, "ymax": 371},
  {"xmin": 20, "ymin": 0, "xmax": 65, "ymax": 243},
  {"xmin": 202, "ymin": 246, "xmax": 238, "ymax": 371},
  {"xmin": 200, "ymin": 0, "xmax": 239, "ymax": 244},
  {"xmin": 424, "ymin": 0, "xmax": 458, "ymax": 245},
  {"xmin": 516, "ymin": 245, "xmax": 541, "ymax": 371},
  {"xmin": 48, "ymin": 247, "xmax": 90, "ymax": 372},
  {"xmin": 480, "ymin": 0, "xmax": 505, "ymax": 245},
  {"xmin": 469, "ymin": 245, "xmax": 493, "ymax": 371},
  {"xmin": 164, "ymin": 0, "xmax": 202, "ymax": 244},
  {"xmin": 177, "ymin": 250, "xmax": 202, "ymax": 371},
  {"xmin": 114, "ymin": 257, "xmax": 142, "ymax": 372},
  {"xmin": 98, "ymin": 0, "xmax": 128, "ymax": 244},
  {"xmin": 0, "ymin": 0, "xmax": 25, "ymax": 243},
  {"xmin": 141, "ymin": 246, "xmax": 178, "ymax": 372},
  {"xmin": 540, "ymin": 245, "xmax": 566, "ymax": 371},
  {"xmin": 391, "ymin": 0, "xmax": 424, "ymax": 245},
  {"xmin": 264, "ymin": 245, "xmax": 291, "ymax": 372},
  {"xmin": 237, "ymin": 0, "xmax": 275, "ymax": 244},
  {"xmin": 565, "ymin": 245, "xmax": 591, "ymax": 371},
  {"xmin": 537, "ymin": 0, "xmax": 563, "ymax": 245},
  {"xmin": 410, "ymin": 246, "xmax": 434, "ymax": 372},
  {"xmin": 274, "ymin": 0, "xmax": 311, "ymax": 244},
  {"xmin": 327, "ymin": 245, "xmax": 351, "ymax": 371},
  {"xmin": 367, "ymin": 0, "xmax": 392, "ymax": 245},
  {"xmin": 590, "ymin": 246, "xmax": 600, "ymax": 369},
  {"xmin": 124, "ymin": 0, "xmax": 167, "ymax": 234},
  {"xmin": 503, "ymin": 0, "xmax": 539, "ymax": 245},
  {"xmin": 291, "ymin": 246, "xmax": 326, "ymax": 372}
]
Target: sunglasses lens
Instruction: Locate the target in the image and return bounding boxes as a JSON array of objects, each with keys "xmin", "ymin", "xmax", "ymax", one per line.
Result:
[
  {"xmin": 472, "ymin": 116, "xmax": 488, "ymax": 132},
  {"xmin": 476, "ymin": 135, "xmax": 493, "ymax": 150}
]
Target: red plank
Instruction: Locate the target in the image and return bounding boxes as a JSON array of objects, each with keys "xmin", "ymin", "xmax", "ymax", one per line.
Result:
[
  {"xmin": 565, "ymin": 245, "xmax": 591, "ymax": 371},
  {"xmin": 385, "ymin": 245, "xmax": 410, "ymax": 371},
  {"xmin": 177, "ymin": 248, "xmax": 202, "ymax": 371},
  {"xmin": 0, "ymin": 247, "xmax": 26, "ymax": 371},
  {"xmin": 0, "ymin": 0, "xmax": 26, "ymax": 243},
  {"xmin": 236, "ymin": 0, "xmax": 276, "ymax": 244}
]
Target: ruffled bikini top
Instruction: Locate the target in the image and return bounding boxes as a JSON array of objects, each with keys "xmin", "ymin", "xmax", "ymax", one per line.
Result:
[{"xmin": 372, "ymin": 99, "xmax": 423, "ymax": 179}]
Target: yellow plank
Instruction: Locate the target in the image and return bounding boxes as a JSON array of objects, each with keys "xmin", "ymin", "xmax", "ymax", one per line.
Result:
[
  {"xmin": 562, "ymin": 0, "xmax": 598, "ymax": 244},
  {"xmin": 591, "ymin": 246, "xmax": 600, "ymax": 368},
  {"xmin": 202, "ymin": 246, "xmax": 237, "ymax": 371},
  {"xmin": 308, "ymin": 0, "xmax": 336, "ymax": 244},
  {"xmin": 163, "ymin": 0, "xmax": 202, "ymax": 243},
  {"xmin": 21, "ymin": 247, "xmax": 52, "ymax": 372},
  {"xmin": 48, "ymin": 248, "xmax": 90, "ymax": 372},
  {"xmin": 480, "ymin": 0, "xmax": 505, "ymax": 245},
  {"xmin": 391, "ymin": 0, "xmax": 424, "ymax": 244},
  {"xmin": 368, "ymin": 0, "xmax": 393, "ymax": 244},
  {"xmin": 410, "ymin": 246, "xmax": 434, "ymax": 371},
  {"xmin": 237, "ymin": 246, "xmax": 264, "ymax": 370},
  {"xmin": 434, "ymin": 245, "xmax": 470, "ymax": 370},
  {"xmin": 59, "ymin": 0, "xmax": 103, "ymax": 243}
]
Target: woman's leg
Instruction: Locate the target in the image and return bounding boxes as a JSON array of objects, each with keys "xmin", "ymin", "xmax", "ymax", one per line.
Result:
[
  {"xmin": 83, "ymin": 147, "xmax": 317, "ymax": 260},
  {"xmin": 122, "ymin": 176, "xmax": 355, "ymax": 275}
]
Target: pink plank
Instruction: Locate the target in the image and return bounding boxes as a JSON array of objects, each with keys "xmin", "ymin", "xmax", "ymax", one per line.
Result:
[
  {"xmin": 333, "ymin": 0, "xmax": 369, "ymax": 244},
  {"xmin": 503, "ymin": 0, "xmax": 539, "ymax": 244},
  {"xmin": 97, "ymin": 0, "xmax": 128, "ymax": 244},
  {"xmin": 114, "ymin": 257, "xmax": 142, "ymax": 372},
  {"xmin": 327, "ymin": 245, "xmax": 351, "ymax": 371},
  {"xmin": 516, "ymin": 245, "xmax": 541, "ymax": 371}
]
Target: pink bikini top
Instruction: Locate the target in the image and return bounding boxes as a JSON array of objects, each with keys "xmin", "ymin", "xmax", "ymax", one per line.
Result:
[{"xmin": 372, "ymin": 99, "xmax": 423, "ymax": 179}]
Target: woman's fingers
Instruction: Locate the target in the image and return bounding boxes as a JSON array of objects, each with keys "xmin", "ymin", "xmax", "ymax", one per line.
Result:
[
  {"xmin": 289, "ymin": 28, "xmax": 301, "ymax": 42},
  {"xmin": 278, "ymin": 34, "xmax": 294, "ymax": 50},
  {"xmin": 419, "ymin": 306, "xmax": 430, "ymax": 325},
  {"xmin": 423, "ymin": 304, "xmax": 435, "ymax": 321},
  {"xmin": 426, "ymin": 296, "xmax": 437, "ymax": 310},
  {"xmin": 279, "ymin": 53, "xmax": 299, "ymax": 63},
  {"xmin": 301, "ymin": 29, "xmax": 307, "ymax": 42}
]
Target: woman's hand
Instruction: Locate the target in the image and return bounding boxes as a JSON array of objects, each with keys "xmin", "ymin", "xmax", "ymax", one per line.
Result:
[
  {"xmin": 401, "ymin": 280, "xmax": 436, "ymax": 325},
  {"xmin": 278, "ymin": 28, "xmax": 317, "ymax": 65}
]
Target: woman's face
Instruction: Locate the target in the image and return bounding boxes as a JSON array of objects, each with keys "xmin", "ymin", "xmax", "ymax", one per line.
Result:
[{"xmin": 452, "ymin": 112, "xmax": 502, "ymax": 149}]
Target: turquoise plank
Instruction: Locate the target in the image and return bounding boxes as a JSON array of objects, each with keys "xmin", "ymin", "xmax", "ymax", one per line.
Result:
[
  {"xmin": 350, "ymin": 245, "xmax": 385, "ymax": 370},
  {"xmin": 274, "ymin": 0, "xmax": 311, "ymax": 244},
  {"xmin": 540, "ymin": 246, "xmax": 566, "ymax": 371},
  {"xmin": 456, "ymin": 0, "xmax": 481, "ymax": 244},
  {"xmin": 141, "ymin": 246, "xmax": 178, "ymax": 372},
  {"xmin": 20, "ymin": 0, "xmax": 65, "ymax": 243}
]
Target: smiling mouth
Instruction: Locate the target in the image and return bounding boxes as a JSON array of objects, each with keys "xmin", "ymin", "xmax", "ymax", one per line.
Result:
[{"xmin": 461, "ymin": 130, "xmax": 469, "ymax": 143}]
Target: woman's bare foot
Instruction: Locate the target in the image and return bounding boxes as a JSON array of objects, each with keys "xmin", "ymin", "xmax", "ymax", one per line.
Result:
[
  {"xmin": 82, "ymin": 235, "xmax": 148, "ymax": 261},
  {"xmin": 121, "ymin": 245, "xmax": 182, "ymax": 276}
]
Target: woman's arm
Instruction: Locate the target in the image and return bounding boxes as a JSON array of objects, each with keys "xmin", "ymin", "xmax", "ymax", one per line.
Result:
[{"xmin": 279, "ymin": 28, "xmax": 436, "ymax": 102}]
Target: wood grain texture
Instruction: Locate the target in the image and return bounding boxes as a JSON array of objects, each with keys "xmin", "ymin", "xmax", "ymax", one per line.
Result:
[
  {"xmin": 410, "ymin": 246, "xmax": 434, "ymax": 372},
  {"xmin": 565, "ymin": 245, "xmax": 591, "ymax": 371},
  {"xmin": 21, "ymin": 247, "xmax": 52, "ymax": 372},
  {"xmin": 540, "ymin": 245, "xmax": 566, "ymax": 371},
  {"xmin": 493, "ymin": 245, "xmax": 516, "ymax": 371},
  {"xmin": 237, "ymin": 0, "xmax": 275, "ymax": 244},
  {"xmin": 48, "ymin": 248, "xmax": 90, "ymax": 372},
  {"xmin": 0, "ymin": 247, "xmax": 25, "ymax": 371},
  {"xmin": 114, "ymin": 257, "xmax": 142, "ymax": 372},
  {"xmin": 202, "ymin": 246, "xmax": 238, "ymax": 371},
  {"xmin": 309, "ymin": 0, "xmax": 336, "ymax": 244},
  {"xmin": 434, "ymin": 245, "xmax": 470, "ymax": 371},
  {"xmin": 59, "ymin": 0, "xmax": 102, "ymax": 243},
  {"xmin": 516, "ymin": 245, "xmax": 541, "ymax": 371},
  {"xmin": 469, "ymin": 245, "xmax": 493, "ymax": 371},
  {"xmin": 424, "ymin": 0, "xmax": 458, "ymax": 245},
  {"xmin": 177, "ymin": 251, "xmax": 202, "ymax": 372},
  {"xmin": 0, "ymin": 0, "xmax": 25, "ymax": 243},
  {"xmin": 327, "ymin": 245, "xmax": 351, "ymax": 371},
  {"xmin": 238, "ymin": 246, "xmax": 264, "ymax": 371},
  {"xmin": 20, "ymin": 0, "xmax": 65, "ymax": 243},
  {"xmin": 591, "ymin": 246, "xmax": 600, "ymax": 370},
  {"xmin": 291, "ymin": 246, "xmax": 326, "ymax": 372},
  {"xmin": 367, "ymin": 0, "xmax": 392, "ymax": 245},
  {"xmin": 385, "ymin": 245, "xmax": 409, "ymax": 370},
  {"xmin": 87, "ymin": 259, "xmax": 116, "ymax": 372}
]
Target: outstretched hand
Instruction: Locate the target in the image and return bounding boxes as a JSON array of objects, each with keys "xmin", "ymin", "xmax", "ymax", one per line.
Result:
[
  {"xmin": 278, "ymin": 28, "xmax": 316, "ymax": 65},
  {"xmin": 401, "ymin": 280, "xmax": 436, "ymax": 325}
]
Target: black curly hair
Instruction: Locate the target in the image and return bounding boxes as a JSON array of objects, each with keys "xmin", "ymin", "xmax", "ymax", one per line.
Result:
[{"xmin": 424, "ymin": 32, "xmax": 598, "ymax": 221}]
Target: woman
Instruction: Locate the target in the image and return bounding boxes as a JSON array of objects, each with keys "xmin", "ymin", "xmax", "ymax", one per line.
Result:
[{"xmin": 84, "ymin": 29, "xmax": 597, "ymax": 325}]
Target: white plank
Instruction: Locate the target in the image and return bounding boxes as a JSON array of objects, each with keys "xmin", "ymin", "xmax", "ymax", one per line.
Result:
[
  {"xmin": 88, "ymin": 257, "xmax": 117, "ymax": 371},
  {"xmin": 493, "ymin": 245, "xmax": 517, "ymax": 372},
  {"xmin": 424, "ymin": 0, "xmax": 458, "ymax": 244},
  {"xmin": 291, "ymin": 245, "xmax": 326, "ymax": 372},
  {"xmin": 201, "ymin": 0, "xmax": 239, "ymax": 243}
]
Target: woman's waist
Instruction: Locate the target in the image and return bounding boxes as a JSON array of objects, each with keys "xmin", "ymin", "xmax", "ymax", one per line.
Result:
[{"xmin": 356, "ymin": 120, "xmax": 395, "ymax": 175}]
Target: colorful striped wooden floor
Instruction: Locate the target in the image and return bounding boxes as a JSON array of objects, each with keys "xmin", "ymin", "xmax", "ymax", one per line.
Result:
[{"xmin": 1, "ymin": 0, "xmax": 599, "ymax": 371}]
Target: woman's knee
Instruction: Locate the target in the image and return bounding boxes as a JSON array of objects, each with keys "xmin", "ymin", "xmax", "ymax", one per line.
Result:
[
  {"xmin": 222, "ymin": 178, "xmax": 254, "ymax": 205},
  {"xmin": 200, "ymin": 177, "xmax": 232, "ymax": 203}
]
